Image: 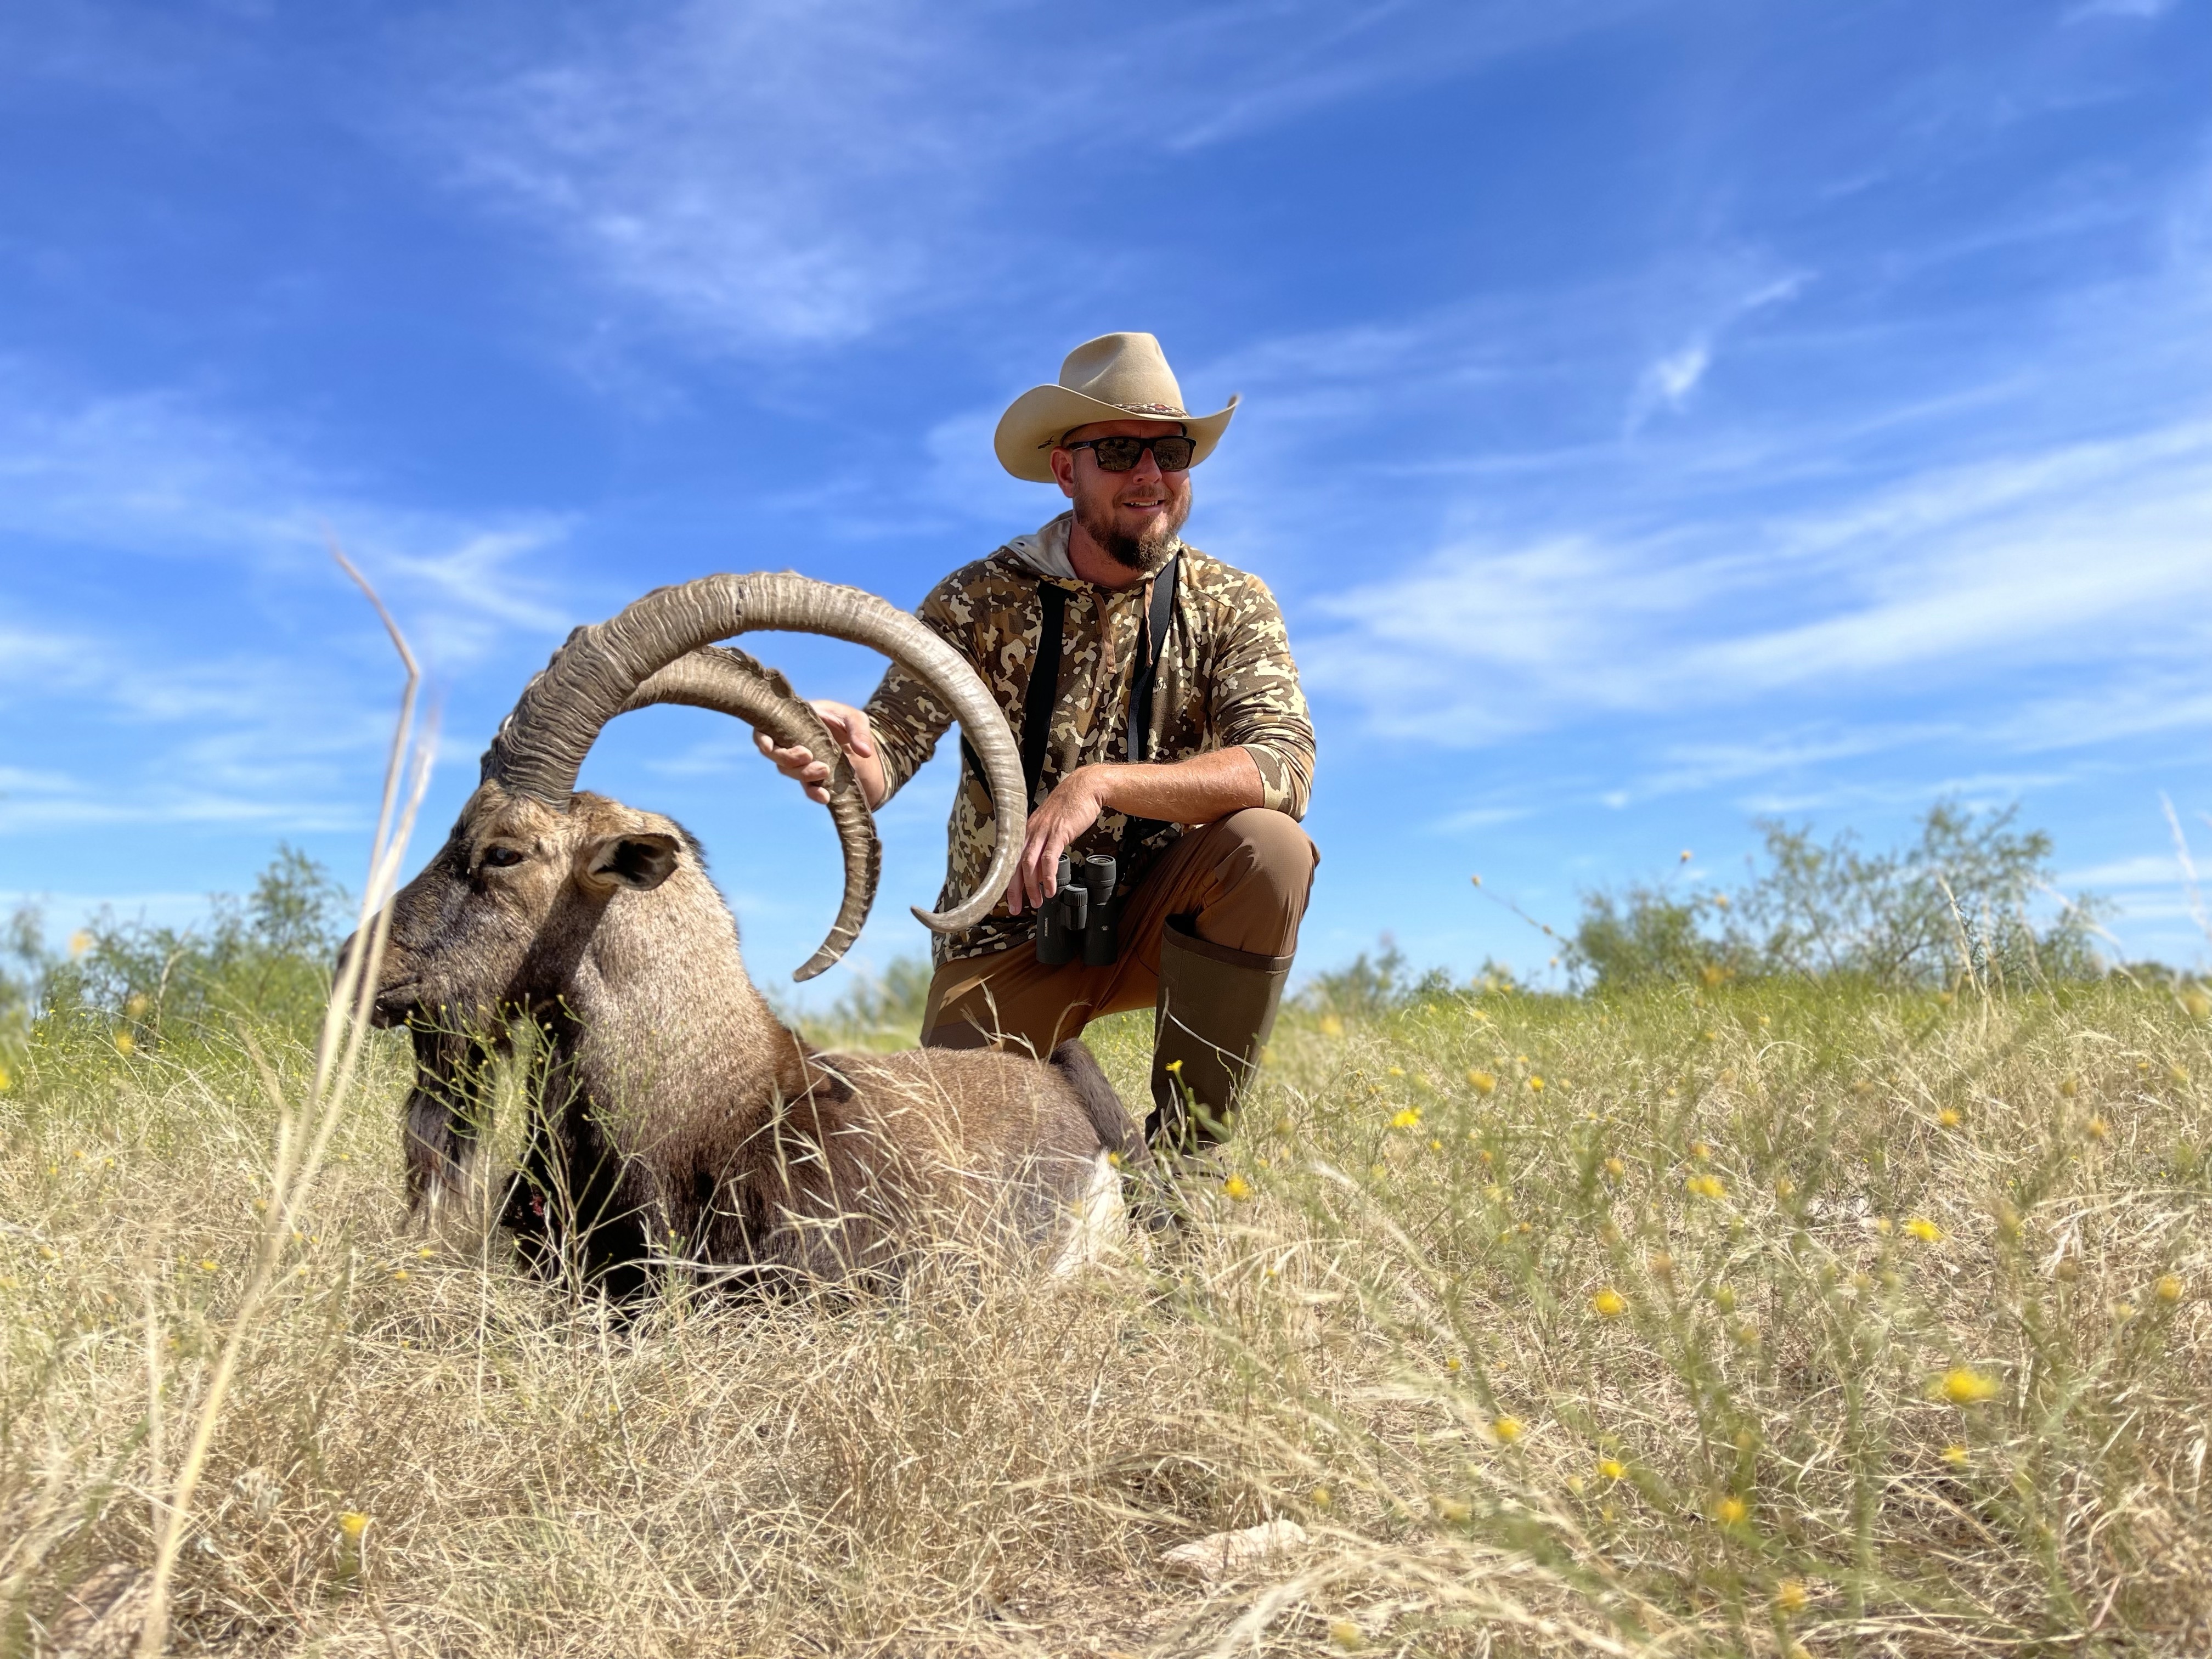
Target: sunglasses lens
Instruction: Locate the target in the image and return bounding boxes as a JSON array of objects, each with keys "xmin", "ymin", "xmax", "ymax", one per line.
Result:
[{"xmin": 1086, "ymin": 436, "xmax": 1194, "ymax": 471}]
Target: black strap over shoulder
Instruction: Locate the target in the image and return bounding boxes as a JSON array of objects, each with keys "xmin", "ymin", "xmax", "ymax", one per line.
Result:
[
  {"xmin": 961, "ymin": 578, "xmax": 1067, "ymax": 810},
  {"xmin": 1019, "ymin": 580, "xmax": 1068, "ymax": 805},
  {"xmin": 959, "ymin": 555, "xmax": 1177, "ymax": 813},
  {"xmin": 1127, "ymin": 552, "xmax": 1180, "ymax": 765}
]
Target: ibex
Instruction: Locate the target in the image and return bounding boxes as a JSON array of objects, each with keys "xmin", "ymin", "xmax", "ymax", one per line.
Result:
[{"xmin": 358, "ymin": 574, "xmax": 1147, "ymax": 1296}]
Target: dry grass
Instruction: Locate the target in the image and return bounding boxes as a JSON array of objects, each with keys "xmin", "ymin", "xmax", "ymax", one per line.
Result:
[{"xmin": 3, "ymin": 977, "xmax": 2209, "ymax": 1656}]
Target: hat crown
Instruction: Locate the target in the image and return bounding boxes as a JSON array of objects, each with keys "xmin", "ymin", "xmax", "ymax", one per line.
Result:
[{"xmin": 1057, "ymin": 332, "xmax": 1189, "ymax": 419}]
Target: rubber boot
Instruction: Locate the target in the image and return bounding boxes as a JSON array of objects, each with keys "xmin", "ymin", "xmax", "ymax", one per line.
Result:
[{"xmin": 1147, "ymin": 916, "xmax": 1293, "ymax": 1152}]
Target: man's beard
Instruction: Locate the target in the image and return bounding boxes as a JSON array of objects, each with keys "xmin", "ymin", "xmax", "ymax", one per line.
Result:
[{"xmin": 1075, "ymin": 491, "xmax": 1188, "ymax": 577}]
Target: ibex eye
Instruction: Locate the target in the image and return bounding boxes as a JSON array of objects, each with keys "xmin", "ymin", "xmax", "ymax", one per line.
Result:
[{"xmin": 481, "ymin": 847, "xmax": 526, "ymax": 870}]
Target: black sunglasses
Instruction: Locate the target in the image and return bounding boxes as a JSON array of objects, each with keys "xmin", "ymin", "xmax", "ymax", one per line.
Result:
[{"xmin": 1062, "ymin": 434, "xmax": 1196, "ymax": 472}]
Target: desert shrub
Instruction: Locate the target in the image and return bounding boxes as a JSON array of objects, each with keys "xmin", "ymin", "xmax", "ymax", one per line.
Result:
[
  {"xmin": 25, "ymin": 846, "xmax": 349, "ymax": 1047},
  {"xmin": 1572, "ymin": 802, "xmax": 2109, "ymax": 991}
]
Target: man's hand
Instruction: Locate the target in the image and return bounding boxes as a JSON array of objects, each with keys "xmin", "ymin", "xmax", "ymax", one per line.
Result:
[
  {"xmin": 754, "ymin": 699, "xmax": 888, "ymax": 810},
  {"xmin": 1006, "ymin": 767, "xmax": 1105, "ymax": 916}
]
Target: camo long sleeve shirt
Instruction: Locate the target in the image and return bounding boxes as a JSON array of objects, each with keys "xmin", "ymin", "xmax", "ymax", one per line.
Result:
[{"xmin": 862, "ymin": 512, "xmax": 1316, "ymax": 965}]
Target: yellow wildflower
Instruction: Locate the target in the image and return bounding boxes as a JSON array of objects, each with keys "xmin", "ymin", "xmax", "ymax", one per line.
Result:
[
  {"xmin": 1329, "ymin": 1618, "xmax": 1366, "ymax": 1652},
  {"xmin": 1597, "ymin": 1457, "xmax": 1628, "ymax": 1481},
  {"xmin": 1940, "ymin": 1368, "xmax": 2000, "ymax": 1406},
  {"xmin": 1905, "ymin": 1217, "xmax": 1943, "ymax": 1243},
  {"xmin": 1492, "ymin": 1415, "xmax": 1525, "ymax": 1444},
  {"xmin": 1390, "ymin": 1107, "xmax": 1422, "ymax": 1130},
  {"xmin": 1774, "ymin": 1176, "xmax": 1796, "ymax": 1199},
  {"xmin": 2085, "ymin": 1115, "xmax": 2110, "ymax": 1141},
  {"xmin": 1222, "ymin": 1174, "xmax": 1253, "ymax": 1202},
  {"xmin": 1431, "ymin": 1494, "xmax": 1471, "ymax": 1522},
  {"xmin": 68, "ymin": 930, "xmax": 91, "ymax": 957},
  {"xmin": 1602, "ymin": 1156, "xmax": 1626, "ymax": 1178},
  {"xmin": 1690, "ymin": 1140, "xmax": 1712, "ymax": 1160},
  {"xmin": 2169, "ymin": 1064, "xmax": 2192, "ymax": 1087},
  {"xmin": 114, "ymin": 1032, "xmax": 136, "ymax": 1056},
  {"xmin": 0, "ymin": 1062, "xmax": 12, "ymax": 1091},
  {"xmin": 1938, "ymin": 1107, "xmax": 1962, "ymax": 1127},
  {"xmin": 2156, "ymin": 1273, "xmax": 2184, "ymax": 1304},
  {"xmin": 1592, "ymin": 1287, "xmax": 1627, "ymax": 1318},
  {"xmin": 1941, "ymin": 1444, "xmax": 1969, "ymax": 1468},
  {"xmin": 1774, "ymin": 1580, "xmax": 1808, "ymax": 1614},
  {"xmin": 1527, "ymin": 1075, "xmax": 1545, "ymax": 1092},
  {"xmin": 1712, "ymin": 1284, "xmax": 1736, "ymax": 1313},
  {"xmin": 197, "ymin": 1259, "xmax": 217, "ymax": 1272},
  {"xmin": 392, "ymin": 1267, "xmax": 410, "ymax": 1282},
  {"xmin": 338, "ymin": 1511, "xmax": 369, "ymax": 1539},
  {"xmin": 2059, "ymin": 1075, "xmax": 2079, "ymax": 1097},
  {"xmin": 1387, "ymin": 1065, "xmax": 1404, "ymax": 1077},
  {"xmin": 1444, "ymin": 1355, "xmax": 1462, "ymax": 1373},
  {"xmin": 1873, "ymin": 1216, "xmax": 1893, "ymax": 1235},
  {"xmin": 2182, "ymin": 987, "xmax": 2210, "ymax": 1019},
  {"xmin": 1714, "ymin": 1494, "xmax": 1747, "ymax": 1525},
  {"xmin": 1311, "ymin": 1485, "xmax": 1333, "ymax": 1510},
  {"xmin": 1685, "ymin": 1173, "xmax": 1726, "ymax": 1200},
  {"xmin": 1468, "ymin": 1069, "xmax": 1496, "ymax": 1094},
  {"xmin": 1426, "ymin": 1137, "xmax": 1443, "ymax": 1152}
]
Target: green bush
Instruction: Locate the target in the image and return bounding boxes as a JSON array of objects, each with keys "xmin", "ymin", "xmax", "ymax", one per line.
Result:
[
  {"xmin": 3, "ymin": 846, "xmax": 350, "ymax": 1052},
  {"xmin": 1571, "ymin": 802, "xmax": 2109, "ymax": 992}
]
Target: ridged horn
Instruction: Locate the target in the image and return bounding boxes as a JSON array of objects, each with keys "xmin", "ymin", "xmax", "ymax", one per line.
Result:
[
  {"xmin": 614, "ymin": 646, "xmax": 880, "ymax": 982},
  {"xmin": 482, "ymin": 573, "xmax": 1023, "ymax": 935}
]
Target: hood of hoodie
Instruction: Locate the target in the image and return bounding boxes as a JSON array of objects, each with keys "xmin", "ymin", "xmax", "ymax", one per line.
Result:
[{"xmin": 1003, "ymin": 511, "xmax": 1079, "ymax": 582}]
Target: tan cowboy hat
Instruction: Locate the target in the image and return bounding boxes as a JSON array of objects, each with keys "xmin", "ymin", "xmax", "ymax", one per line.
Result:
[{"xmin": 994, "ymin": 332, "xmax": 1238, "ymax": 482}]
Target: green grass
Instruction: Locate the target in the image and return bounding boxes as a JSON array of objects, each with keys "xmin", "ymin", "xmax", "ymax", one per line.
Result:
[{"xmin": 3, "ymin": 979, "xmax": 2209, "ymax": 1655}]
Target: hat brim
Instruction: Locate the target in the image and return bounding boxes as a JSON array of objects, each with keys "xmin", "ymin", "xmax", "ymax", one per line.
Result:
[{"xmin": 993, "ymin": 386, "xmax": 1238, "ymax": 482}]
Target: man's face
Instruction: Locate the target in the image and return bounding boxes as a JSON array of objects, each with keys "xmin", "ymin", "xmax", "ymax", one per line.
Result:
[{"xmin": 1049, "ymin": 417, "xmax": 1192, "ymax": 576}]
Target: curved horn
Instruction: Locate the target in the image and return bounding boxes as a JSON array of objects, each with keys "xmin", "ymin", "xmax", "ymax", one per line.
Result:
[
  {"xmin": 483, "ymin": 573, "xmax": 1024, "ymax": 935},
  {"xmin": 616, "ymin": 646, "xmax": 879, "ymax": 983}
]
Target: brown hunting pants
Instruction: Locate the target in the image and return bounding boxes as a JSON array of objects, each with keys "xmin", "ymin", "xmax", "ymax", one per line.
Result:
[{"xmin": 919, "ymin": 809, "xmax": 1319, "ymax": 1054}]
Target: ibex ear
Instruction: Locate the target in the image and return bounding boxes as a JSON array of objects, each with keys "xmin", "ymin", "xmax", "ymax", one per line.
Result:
[{"xmin": 578, "ymin": 832, "xmax": 681, "ymax": 893}]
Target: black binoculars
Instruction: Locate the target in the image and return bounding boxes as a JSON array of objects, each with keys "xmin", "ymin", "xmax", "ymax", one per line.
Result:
[{"xmin": 1035, "ymin": 852, "xmax": 1120, "ymax": 966}]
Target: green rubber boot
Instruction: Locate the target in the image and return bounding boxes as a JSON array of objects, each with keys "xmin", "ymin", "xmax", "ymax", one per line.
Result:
[{"xmin": 1147, "ymin": 916, "xmax": 1293, "ymax": 1152}]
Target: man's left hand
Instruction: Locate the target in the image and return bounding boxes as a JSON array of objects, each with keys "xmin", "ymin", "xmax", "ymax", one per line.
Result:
[{"xmin": 1006, "ymin": 766, "xmax": 1105, "ymax": 916}]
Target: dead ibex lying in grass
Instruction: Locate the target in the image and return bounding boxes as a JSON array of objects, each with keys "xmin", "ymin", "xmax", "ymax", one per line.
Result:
[{"xmin": 352, "ymin": 574, "xmax": 1146, "ymax": 1296}]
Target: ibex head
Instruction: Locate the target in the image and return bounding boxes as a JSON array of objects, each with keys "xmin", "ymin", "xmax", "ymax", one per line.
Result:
[
  {"xmin": 347, "ymin": 572, "xmax": 1030, "ymax": 1035},
  {"xmin": 369, "ymin": 785, "xmax": 686, "ymax": 1031}
]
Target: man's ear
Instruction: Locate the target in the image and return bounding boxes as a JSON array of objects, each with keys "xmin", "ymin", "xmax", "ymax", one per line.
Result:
[{"xmin": 579, "ymin": 832, "xmax": 681, "ymax": 893}]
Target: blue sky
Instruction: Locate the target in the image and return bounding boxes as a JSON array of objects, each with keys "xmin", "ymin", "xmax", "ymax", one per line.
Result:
[{"xmin": 3, "ymin": 0, "xmax": 2209, "ymax": 995}]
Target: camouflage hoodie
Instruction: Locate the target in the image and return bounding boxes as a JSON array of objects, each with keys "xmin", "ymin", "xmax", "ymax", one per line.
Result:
[{"xmin": 864, "ymin": 512, "xmax": 1315, "ymax": 964}]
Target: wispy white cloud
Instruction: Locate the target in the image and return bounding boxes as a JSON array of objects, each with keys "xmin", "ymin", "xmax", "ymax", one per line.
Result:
[
  {"xmin": 402, "ymin": 0, "xmax": 1652, "ymax": 356},
  {"xmin": 0, "ymin": 363, "xmax": 573, "ymax": 667},
  {"xmin": 2065, "ymin": 0, "xmax": 2175, "ymax": 21},
  {"xmin": 1627, "ymin": 272, "xmax": 1809, "ymax": 430},
  {"xmin": 1305, "ymin": 416, "xmax": 2212, "ymax": 741}
]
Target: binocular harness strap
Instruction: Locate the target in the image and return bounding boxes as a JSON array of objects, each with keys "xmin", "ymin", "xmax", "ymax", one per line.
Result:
[{"xmin": 960, "ymin": 553, "xmax": 1181, "ymax": 816}]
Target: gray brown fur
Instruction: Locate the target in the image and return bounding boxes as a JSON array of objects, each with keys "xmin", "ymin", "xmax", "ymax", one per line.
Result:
[{"xmin": 363, "ymin": 783, "xmax": 1143, "ymax": 1294}]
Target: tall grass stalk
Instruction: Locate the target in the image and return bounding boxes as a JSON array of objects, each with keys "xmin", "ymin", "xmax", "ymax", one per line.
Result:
[{"xmin": 133, "ymin": 554, "xmax": 436, "ymax": 1658}]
